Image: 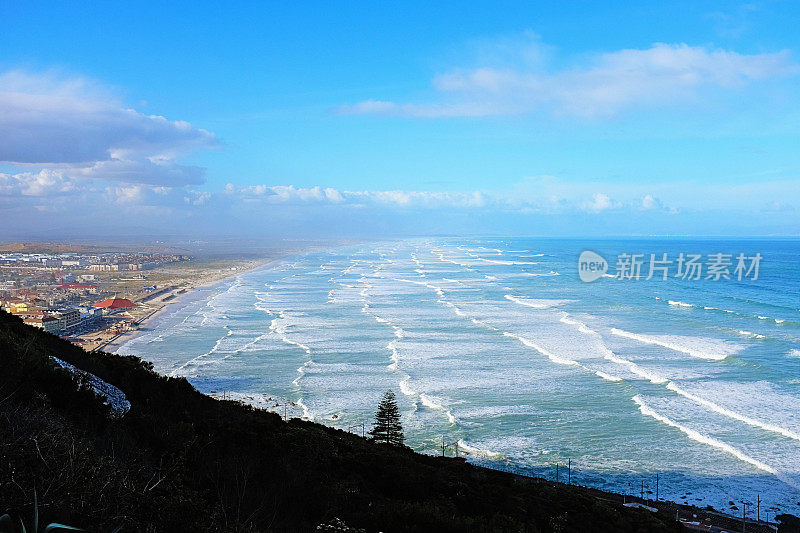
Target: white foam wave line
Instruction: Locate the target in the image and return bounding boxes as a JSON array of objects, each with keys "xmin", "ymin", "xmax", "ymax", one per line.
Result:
[
  {"xmin": 269, "ymin": 316, "xmax": 284, "ymax": 334},
  {"xmin": 399, "ymin": 375, "xmax": 415, "ymax": 396},
  {"xmin": 292, "ymin": 359, "xmax": 313, "ymax": 386},
  {"xmin": 505, "ymin": 294, "xmax": 548, "ymax": 308},
  {"xmin": 199, "ymin": 302, "xmax": 217, "ymax": 327},
  {"xmin": 239, "ymin": 331, "xmax": 271, "ymax": 353},
  {"xmin": 366, "ymin": 294, "xmax": 455, "ymax": 426},
  {"xmin": 387, "ymin": 341, "xmax": 400, "ymax": 371},
  {"xmin": 401, "ymin": 269, "xmax": 620, "ymax": 384},
  {"xmin": 393, "ymin": 278, "xmax": 445, "ymax": 297},
  {"xmin": 253, "ymin": 302, "xmax": 273, "ymax": 315},
  {"xmin": 405, "ymin": 276, "xmax": 615, "ymax": 382},
  {"xmin": 668, "ymin": 300, "xmax": 695, "ymax": 308},
  {"xmin": 296, "ymin": 398, "xmax": 314, "ymax": 421},
  {"xmin": 611, "ymin": 328, "xmax": 729, "ymax": 361},
  {"xmin": 169, "ymin": 327, "xmax": 232, "ymax": 377},
  {"xmin": 279, "ymin": 334, "xmax": 311, "ymax": 354},
  {"xmin": 594, "ymin": 371, "xmax": 623, "ymax": 382},
  {"xmin": 474, "ymin": 257, "xmax": 539, "ymax": 265},
  {"xmin": 697, "ymin": 304, "xmax": 777, "ymax": 321},
  {"xmin": 169, "ymin": 299, "xmax": 210, "ymax": 330},
  {"xmin": 665, "ymin": 382, "xmax": 800, "ymax": 442},
  {"xmin": 471, "ymin": 317, "xmax": 498, "ymax": 330},
  {"xmin": 505, "ymin": 333, "xmax": 624, "ymax": 385},
  {"xmin": 523, "ymin": 271, "xmax": 560, "ymax": 277},
  {"xmin": 433, "ymin": 252, "xmax": 470, "ymax": 268},
  {"xmin": 419, "ymin": 394, "xmax": 457, "ymax": 425},
  {"xmin": 505, "ymin": 295, "xmax": 570, "ymax": 309},
  {"xmin": 457, "ymin": 439, "xmax": 504, "ymax": 458},
  {"xmin": 738, "ymin": 330, "xmax": 766, "ymax": 339},
  {"xmin": 501, "ymin": 332, "xmax": 579, "ymax": 366},
  {"xmin": 558, "ymin": 313, "xmax": 668, "ymax": 384},
  {"xmin": 558, "ymin": 313, "xmax": 594, "ymax": 334},
  {"xmin": 442, "ymin": 300, "xmax": 468, "ymax": 317},
  {"xmin": 606, "ymin": 350, "xmax": 668, "ymax": 384},
  {"xmin": 632, "ymin": 395, "xmax": 800, "ymax": 490},
  {"xmin": 363, "ymin": 304, "xmax": 408, "ymax": 371}
]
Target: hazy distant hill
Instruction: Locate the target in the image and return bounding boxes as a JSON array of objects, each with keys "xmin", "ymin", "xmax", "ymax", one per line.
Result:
[
  {"xmin": 0, "ymin": 242, "xmax": 106, "ymax": 254},
  {"xmin": 0, "ymin": 310, "xmax": 683, "ymax": 532}
]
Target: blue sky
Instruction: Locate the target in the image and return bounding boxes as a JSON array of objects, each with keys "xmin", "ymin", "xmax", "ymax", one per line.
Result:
[{"xmin": 1, "ymin": 1, "xmax": 799, "ymax": 238}]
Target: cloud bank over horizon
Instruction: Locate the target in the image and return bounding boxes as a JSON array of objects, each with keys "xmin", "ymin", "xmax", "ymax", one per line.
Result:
[
  {"xmin": 2, "ymin": 168, "xmax": 798, "ymax": 239},
  {"xmin": 337, "ymin": 38, "xmax": 799, "ymax": 118},
  {"xmin": 0, "ymin": 70, "xmax": 218, "ymax": 186}
]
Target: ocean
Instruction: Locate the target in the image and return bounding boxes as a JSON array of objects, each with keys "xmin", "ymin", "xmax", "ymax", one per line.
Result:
[{"xmin": 116, "ymin": 238, "xmax": 800, "ymax": 516}]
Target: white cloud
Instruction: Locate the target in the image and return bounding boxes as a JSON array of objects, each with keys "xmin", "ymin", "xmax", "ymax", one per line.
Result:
[
  {"xmin": 1, "ymin": 174, "xmax": 797, "ymax": 238},
  {"xmin": 582, "ymin": 193, "xmax": 620, "ymax": 212},
  {"xmin": 336, "ymin": 100, "xmax": 398, "ymax": 115},
  {"xmin": 227, "ymin": 184, "xmax": 346, "ymax": 203},
  {"xmin": 640, "ymin": 194, "xmax": 660, "ymax": 210},
  {"xmin": 336, "ymin": 100, "xmax": 504, "ymax": 118},
  {"xmin": 338, "ymin": 39, "xmax": 799, "ymax": 118},
  {"xmin": 185, "ymin": 191, "xmax": 211, "ymax": 206},
  {"xmin": 222, "ymin": 184, "xmax": 492, "ymax": 209},
  {"xmin": 0, "ymin": 169, "xmax": 77, "ymax": 196},
  {"xmin": 109, "ymin": 185, "xmax": 146, "ymax": 204},
  {"xmin": 0, "ymin": 70, "xmax": 218, "ymax": 185}
]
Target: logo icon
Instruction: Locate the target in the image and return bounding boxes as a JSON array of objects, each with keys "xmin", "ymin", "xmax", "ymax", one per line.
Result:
[{"xmin": 578, "ymin": 250, "xmax": 608, "ymax": 282}]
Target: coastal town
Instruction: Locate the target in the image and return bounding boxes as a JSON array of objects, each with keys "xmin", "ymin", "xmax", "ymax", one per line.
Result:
[{"xmin": 0, "ymin": 244, "xmax": 268, "ymax": 351}]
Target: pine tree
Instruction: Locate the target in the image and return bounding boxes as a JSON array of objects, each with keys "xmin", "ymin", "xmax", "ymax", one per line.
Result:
[{"xmin": 368, "ymin": 390, "xmax": 404, "ymax": 446}]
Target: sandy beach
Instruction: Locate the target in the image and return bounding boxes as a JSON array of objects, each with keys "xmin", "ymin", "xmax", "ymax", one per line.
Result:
[{"xmin": 96, "ymin": 257, "xmax": 280, "ymax": 353}]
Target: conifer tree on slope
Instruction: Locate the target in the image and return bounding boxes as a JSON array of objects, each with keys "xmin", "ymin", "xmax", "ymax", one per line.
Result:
[{"xmin": 369, "ymin": 390, "xmax": 404, "ymax": 446}]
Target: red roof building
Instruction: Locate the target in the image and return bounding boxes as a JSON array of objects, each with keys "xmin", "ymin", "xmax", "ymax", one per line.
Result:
[
  {"xmin": 61, "ymin": 282, "xmax": 99, "ymax": 289},
  {"xmin": 94, "ymin": 297, "xmax": 138, "ymax": 309}
]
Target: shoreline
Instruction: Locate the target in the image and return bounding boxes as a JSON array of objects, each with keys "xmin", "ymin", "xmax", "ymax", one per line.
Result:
[
  {"xmin": 100, "ymin": 257, "xmax": 280, "ymax": 353},
  {"xmin": 91, "ymin": 242, "xmax": 797, "ymax": 531}
]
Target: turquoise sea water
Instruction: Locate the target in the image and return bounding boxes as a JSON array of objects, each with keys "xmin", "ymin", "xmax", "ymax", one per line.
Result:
[{"xmin": 117, "ymin": 238, "xmax": 800, "ymax": 516}]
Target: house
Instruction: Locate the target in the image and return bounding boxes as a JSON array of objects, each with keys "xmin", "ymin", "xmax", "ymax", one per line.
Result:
[
  {"xmin": 46, "ymin": 308, "xmax": 82, "ymax": 330},
  {"xmin": 61, "ymin": 282, "xmax": 99, "ymax": 294},
  {"xmin": 94, "ymin": 297, "xmax": 138, "ymax": 315},
  {"xmin": 22, "ymin": 315, "xmax": 61, "ymax": 334},
  {"xmin": 4, "ymin": 301, "xmax": 30, "ymax": 314}
]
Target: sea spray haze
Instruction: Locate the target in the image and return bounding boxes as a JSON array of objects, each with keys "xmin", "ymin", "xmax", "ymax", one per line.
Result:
[{"xmin": 117, "ymin": 237, "xmax": 800, "ymax": 515}]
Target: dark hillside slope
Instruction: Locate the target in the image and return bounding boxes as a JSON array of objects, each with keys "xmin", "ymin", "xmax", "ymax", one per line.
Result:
[{"xmin": 0, "ymin": 310, "xmax": 683, "ymax": 532}]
